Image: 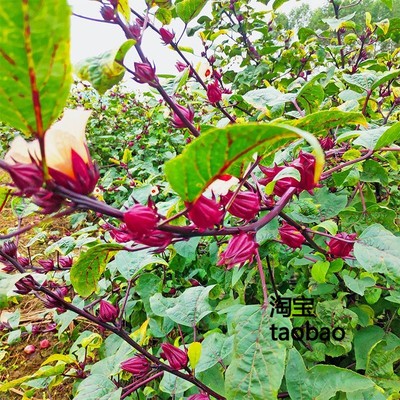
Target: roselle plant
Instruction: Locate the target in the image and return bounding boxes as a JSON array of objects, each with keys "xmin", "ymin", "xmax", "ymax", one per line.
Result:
[{"xmin": 0, "ymin": 0, "xmax": 400, "ymax": 399}]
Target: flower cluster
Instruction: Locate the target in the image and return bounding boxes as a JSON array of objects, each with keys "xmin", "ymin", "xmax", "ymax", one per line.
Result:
[
  {"xmin": 122, "ymin": 204, "xmax": 173, "ymax": 250},
  {"xmin": 260, "ymin": 152, "xmax": 318, "ymax": 196}
]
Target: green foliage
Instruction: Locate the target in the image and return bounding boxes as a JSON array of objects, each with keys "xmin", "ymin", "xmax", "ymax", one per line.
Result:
[
  {"xmin": 0, "ymin": 0, "xmax": 71, "ymax": 137},
  {"xmin": 0, "ymin": 0, "xmax": 400, "ymax": 399}
]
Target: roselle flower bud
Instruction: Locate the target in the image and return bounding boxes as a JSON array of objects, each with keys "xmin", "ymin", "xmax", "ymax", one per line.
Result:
[
  {"xmin": 14, "ymin": 275, "xmax": 36, "ymax": 294},
  {"xmin": 32, "ymin": 189, "xmax": 63, "ymax": 214},
  {"xmin": 40, "ymin": 339, "xmax": 51, "ymax": 349},
  {"xmin": 221, "ymin": 191, "xmax": 260, "ymax": 221},
  {"xmin": 99, "ymin": 300, "xmax": 119, "ymax": 323},
  {"xmin": 31, "ymin": 324, "xmax": 42, "ymax": 334},
  {"xmin": 59, "ymin": 256, "xmax": 73, "ymax": 269},
  {"xmin": 186, "ymin": 195, "xmax": 224, "ymax": 231},
  {"xmin": 217, "ymin": 233, "xmax": 258, "ymax": 269},
  {"xmin": 278, "ymin": 222, "xmax": 305, "ymax": 249},
  {"xmin": 207, "ymin": 80, "xmax": 222, "ymax": 104},
  {"xmin": 121, "ymin": 355, "xmax": 151, "ymax": 377},
  {"xmin": 128, "ymin": 24, "xmax": 141, "ymax": 40},
  {"xmin": 259, "ymin": 164, "xmax": 298, "ymax": 197},
  {"xmin": 290, "ymin": 152, "xmax": 317, "ymax": 193},
  {"xmin": 100, "ymin": 6, "xmax": 115, "ymax": 21},
  {"xmin": 18, "ymin": 257, "xmax": 30, "ymax": 267},
  {"xmin": 24, "ymin": 345, "xmax": 36, "ymax": 354},
  {"xmin": 124, "ymin": 204, "xmax": 159, "ymax": 237},
  {"xmin": 4, "ymin": 163, "xmax": 43, "ymax": 196},
  {"xmin": 2, "ymin": 241, "xmax": 17, "ymax": 258},
  {"xmin": 135, "ymin": 230, "xmax": 173, "ymax": 250},
  {"xmin": 38, "ymin": 259, "xmax": 55, "ymax": 272},
  {"xmin": 327, "ymin": 232, "xmax": 357, "ymax": 258},
  {"xmin": 176, "ymin": 61, "xmax": 187, "ymax": 72},
  {"xmin": 110, "ymin": 223, "xmax": 136, "ymax": 243},
  {"xmin": 160, "ymin": 27, "xmax": 175, "ymax": 44},
  {"xmin": 171, "ymin": 104, "xmax": 195, "ymax": 128},
  {"xmin": 319, "ymin": 137, "xmax": 335, "ymax": 151},
  {"xmin": 134, "ymin": 62, "xmax": 158, "ymax": 85},
  {"xmin": 1, "ymin": 264, "xmax": 14, "ymax": 273},
  {"xmin": 42, "ymin": 286, "xmax": 68, "ymax": 310},
  {"xmin": 187, "ymin": 394, "xmax": 210, "ymax": 400},
  {"xmin": 160, "ymin": 343, "xmax": 188, "ymax": 370}
]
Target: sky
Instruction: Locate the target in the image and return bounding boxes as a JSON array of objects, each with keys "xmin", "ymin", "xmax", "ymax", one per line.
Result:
[{"xmin": 69, "ymin": 0, "xmax": 324, "ymax": 81}]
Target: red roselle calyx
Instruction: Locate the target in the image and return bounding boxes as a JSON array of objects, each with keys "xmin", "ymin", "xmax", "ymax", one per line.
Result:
[
  {"xmin": 59, "ymin": 256, "xmax": 73, "ymax": 269},
  {"xmin": 14, "ymin": 275, "xmax": 36, "ymax": 295},
  {"xmin": 134, "ymin": 62, "xmax": 158, "ymax": 85},
  {"xmin": 259, "ymin": 164, "xmax": 298, "ymax": 197},
  {"xmin": 217, "ymin": 232, "xmax": 258, "ymax": 269},
  {"xmin": 160, "ymin": 343, "xmax": 188, "ymax": 370},
  {"xmin": 186, "ymin": 195, "xmax": 224, "ymax": 231},
  {"xmin": 206, "ymin": 80, "xmax": 223, "ymax": 104},
  {"xmin": 221, "ymin": 191, "xmax": 260, "ymax": 221},
  {"xmin": 100, "ymin": 6, "xmax": 115, "ymax": 21},
  {"xmin": 2, "ymin": 241, "xmax": 17, "ymax": 258},
  {"xmin": 123, "ymin": 204, "xmax": 159, "ymax": 237},
  {"xmin": 4, "ymin": 110, "xmax": 99, "ymax": 197},
  {"xmin": 38, "ymin": 259, "xmax": 55, "ymax": 272},
  {"xmin": 260, "ymin": 152, "xmax": 318, "ymax": 196},
  {"xmin": 121, "ymin": 355, "xmax": 151, "ymax": 377},
  {"xmin": 39, "ymin": 339, "xmax": 51, "ymax": 349},
  {"xmin": 187, "ymin": 394, "xmax": 210, "ymax": 400},
  {"xmin": 290, "ymin": 151, "xmax": 317, "ymax": 193},
  {"xmin": 98, "ymin": 300, "xmax": 119, "ymax": 323},
  {"xmin": 160, "ymin": 27, "xmax": 175, "ymax": 44},
  {"xmin": 327, "ymin": 232, "xmax": 357, "ymax": 258},
  {"xmin": 24, "ymin": 345, "xmax": 36, "ymax": 354},
  {"xmin": 319, "ymin": 137, "xmax": 335, "ymax": 151},
  {"xmin": 32, "ymin": 189, "xmax": 64, "ymax": 214},
  {"xmin": 171, "ymin": 103, "xmax": 195, "ymax": 128},
  {"xmin": 2, "ymin": 162, "xmax": 44, "ymax": 196},
  {"xmin": 279, "ymin": 222, "xmax": 305, "ymax": 249}
]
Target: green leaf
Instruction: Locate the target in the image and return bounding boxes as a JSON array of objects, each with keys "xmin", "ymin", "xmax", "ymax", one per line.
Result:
[
  {"xmin": 371, "ymin": 69, "xmax": 400, "ymax": 90},
  {"xmin": 188, "ymin": 342, "xmax": 202, "ymax": 369},
  {"xmin": 311, "ymin": 261, "xmax": 330, "ymax": 283},
  {"xmin": 117, "ymin": 0, "xmax": 130, "ymax": 23},
  {"xmin": 108, "ymin": 249, "xmax": 168, "ymax": 281},
  {"xmin": 196, "ymin": 332, "xmax": 233, "ymax": 373},
  {"xmin": 374, "ymin": 121, "xmax": 400, "ymax": 150},
  {"xmin": 74, "ymin": 375, "xmax": 122, "ymax": 400},
  {"xmin": 365, "ymin": 335, "xmax": 400, "ymax": 394},
  {"xmin": 354, "ymin": 224, "xmax": 400, "ymax": 281},
  {"xmin": 225, "ymin": 305, "xmax": 292, "ymax": 400},
  {"xmin": 75, "ymin": 40, "xmax": 135, "ymax": 94},
  {"xmin": 360, "ymin": 159, "xmax": 388, "ymax": 185},
  {"xmin": 291, "ymin": 110, "xmax": 367, "ymax": 133},
  {"xmin": 70, "ymin": 244, "xmax": 123, "ymax": 297},
  {"xmin": 165, "ymin": 123, "xmax": 324, "ymax": 202},
  {"xmin": 354, "ymin": 326, "xmax": 385, "ymax": 370},
  {"xmin": 159, "ymin": 372, "xmax": 194, "ymax": 396},
  {"xmin": 150, "ymin": 286, "xmax": 215, "ymax": 327},
  {"xmin": 297, "ymin": 81, "xmax": 325, "ymax": 114},
  {"xmin": 322, "ymin": 12, "xmax": 356, "ymax": 31},
  {"xmin": 0, "ymin": 0, "xmax": 71, "ymax": 137},
  {"xmin": 343, "ymin": 275, "xmax": 375, "ymax": 295},
  {"xmin": 243, "ymin": 88, "xmax": 295, "ymax": 111},
  {"xmin": 155, "ymin": 7, "xmax": 172, "ymax": 25},
  {"xmin": 286, "ymin": 348, "xmax": 376, "ymax": 399},
  {"xmin": 272, "ymin": 0, "xmax": 290, "ymax": 10},
  {"xmin": 380, "ymin": 0, "xmax": 393, "ymax": 10},
  {"xmin": 175, "ymin": 0, "xmax": 207, "ymax": 23}
]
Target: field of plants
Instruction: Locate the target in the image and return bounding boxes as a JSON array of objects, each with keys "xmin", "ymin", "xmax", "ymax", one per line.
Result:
[{"xmin": 0, "ymin": 0, "xmax": 399, "ymax": 399}]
